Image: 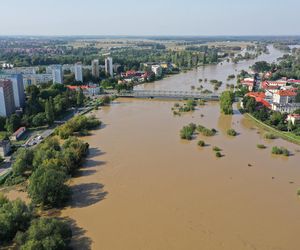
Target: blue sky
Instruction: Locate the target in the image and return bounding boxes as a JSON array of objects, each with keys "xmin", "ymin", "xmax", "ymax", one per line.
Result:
[{"xmin": 1, "ymin": 0, "xmax": 299, "ymax": 36}]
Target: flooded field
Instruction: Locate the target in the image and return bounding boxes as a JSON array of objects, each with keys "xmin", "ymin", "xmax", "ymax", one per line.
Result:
[{"xmin": 61, "ymin": 99, "xmax": 300, "ymax": 250}]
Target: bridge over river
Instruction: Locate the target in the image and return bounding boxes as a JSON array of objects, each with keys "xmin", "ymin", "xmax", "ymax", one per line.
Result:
[{"xmin": 115, "ymin": 90, "xmax": 220, "ymax": 100}]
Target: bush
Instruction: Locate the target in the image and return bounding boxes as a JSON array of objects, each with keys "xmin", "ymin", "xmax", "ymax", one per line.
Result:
[
  {"xmin": 216, "ymin": 152, "xmax": 222, "ymax": 158},
  {"xmin": 257, "ymin": 144, "xmax": 267, "ymax": 149},
  {"xmin": 272, "ymin": 146, "xmax": 290, "ymax": 156},
  {"xmin": 213, "ymin": 146, "xmax": 222, "ymax": 152},
  {"xmin": 264, "ymin": 133, "xmax": 277, "ymax": 140},
  {"xmin": 227, "ymin": 129, "xmax": 237, "ymax": 136},
  {"xmin": 197, "ymin": 140, "xmax": 205, "ymax": 147},
  {"xmin": 180, "ymin": 123, "xmax": 196, "ymax": 140},
  {"xmin": 197, "ymin": 125, "xmax": 217, "ymax": 137}
]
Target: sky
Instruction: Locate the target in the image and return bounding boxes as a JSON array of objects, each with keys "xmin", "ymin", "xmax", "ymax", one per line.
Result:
[{"xmin": 1, "ymin": 0, "xmax": 300, "ymax": 36}]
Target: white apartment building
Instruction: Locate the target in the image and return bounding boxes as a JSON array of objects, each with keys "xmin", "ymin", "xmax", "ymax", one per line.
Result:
[
  {"xmin": 0, "ymin": 79, "xmax": 16, "ymax": 117},
  {"xmin": 105, "ymin": 57, "xmax": 113, "ymax": 77},
  {"xmin": 0, "ymin": 74, "xmax": 25, "ymax": 108},
  {"xmin": 91, "ymin": 59, "xmax": 100, "ymax": 78},
  {"xmin": 74, "ymin": 62, "xmax": 83, "ymax": 82},
  {"xmin": 52, "ymin": 65, "xmax": 63, "ymax": 84}
]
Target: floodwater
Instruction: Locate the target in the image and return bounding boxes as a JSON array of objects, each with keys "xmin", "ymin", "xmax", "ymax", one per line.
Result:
[
  {"xmin": 61, "ymin": 99, "xmax": 300, "ymax": 250},
  {"xmin": 61, "ymin": 46, "xmax": 300, "ymax": 250}
]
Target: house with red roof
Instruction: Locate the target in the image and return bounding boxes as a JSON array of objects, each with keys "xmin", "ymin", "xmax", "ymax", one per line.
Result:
[
  {"xmin": 286, "ymin": 114, "xmax": 300, "ymax": 125},
  {"xmin": 67, "ymin": 84, "xmax": 100, "ymax": 96},
  {"xmin": 245, "ymin": 92, "xmax": 271, "ymax": 109},
  {"xmin": 241, "ymin": 78, "xmax": 255, "ymax": 91},
  {"xmin": 271, "ymin": 89, "xmax": 300, "ymax": 113}
]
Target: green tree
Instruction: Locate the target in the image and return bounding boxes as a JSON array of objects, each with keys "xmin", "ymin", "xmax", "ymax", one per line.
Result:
[
  {"xmin": 45, "ymin": 97, "xmax": 55, "ymax": 125},
  {"xmin": 5, "ymin": 114, "xmax": 21, "ymax": 133},
  {"xmin": 220, "ymin": 91, "xmax": 234, "ymax": 115},
  {"xmin": 28, "ymin": 163, "xmax": 70, "ymax": 208},
  {"xmin": 16, "ymin": 218, "xmax": 72, "ymax": 250},
  {"xmin": 76, "ymin": 88, "xmax": 84, "ymax": 107},
  {"xmin": 0, "ymin": 194, "xmax": 33, "ymax": 243}
]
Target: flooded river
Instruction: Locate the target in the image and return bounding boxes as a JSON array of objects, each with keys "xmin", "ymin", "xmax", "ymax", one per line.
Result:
[{"xmin": 60, "ymin": 46, "xmax": 300, "ymax": 250}]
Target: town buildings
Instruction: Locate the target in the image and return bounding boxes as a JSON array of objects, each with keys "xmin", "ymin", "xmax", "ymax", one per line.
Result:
[
  {"xmin": 52, "ymin": 65, "xmax": 63, "ymax": 84},
  {"xmin": 91, "ymin": 59, "xmax": 100, "ymax": 78},
  {"xmin": 0, "ymin": 139, "xmax": 11, "ymax": 157},
  {"xmin": 0, "ymin": 79, "xmax": 16, "ymax": 117},
  {"xmin": 74, "ymin": 62, "xmax": 83, "ymax": 82},
  {"xmin": 0, "ymin": 74, "xmax": 25, "ymax": 108},
  {"xmin": 151, "ymin": 65, "xmax": 162, "ymax": 77},
  {"xmin": 105, "ymin": 57, "xmax": 113, "ymax": 77},
  {"xmin": 67, "ymin": 84, "xmax": 100, "ymax": 96}
]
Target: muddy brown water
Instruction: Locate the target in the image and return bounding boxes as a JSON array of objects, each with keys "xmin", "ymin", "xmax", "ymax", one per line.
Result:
[
  {"xmin": 60, "ymin": 98, "xmax": 300, "ymax": 250},
  {"xmin": 6, "ymin": 46, "xmax": 300, "ymax": 249}
]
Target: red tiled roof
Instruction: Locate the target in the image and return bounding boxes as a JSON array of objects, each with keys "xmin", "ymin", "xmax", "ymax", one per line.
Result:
[
  {"xmin": 276, "ymin": 90, "xmax": 297, "ymax": 97},
  {"xmin": 246, "ymin": 92, "xmax": 271, "ymax": 108},
  {"xmin": 246, "ymin": 92, "xmax": 266, "ymax": 99},
  {"xmin": 12, "ymin": 127, "xmax": 26, "ymax": 136},
  {"xmin": 288, "ymin": 79, "xmax": 300, "ymax": 83}
]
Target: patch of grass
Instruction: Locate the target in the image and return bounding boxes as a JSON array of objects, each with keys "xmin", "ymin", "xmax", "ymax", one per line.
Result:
[{"xmin": 257, "ymin": 144, "xmax": 267, "ymax": 149}]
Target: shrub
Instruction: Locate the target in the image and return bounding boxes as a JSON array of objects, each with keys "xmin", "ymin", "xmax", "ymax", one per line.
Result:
[
  {"xmin": 197, "ymin": 125, "xmax": 217, "ymax": 137},
  {"xmin": 257, "ymin": 144, "xmax": 267, "ymax": 149},
  {"xmin": 197, "ymin": 140, "xmax": 205, "ymax": 147},
  {"xmin": 180, "ymin": 124, "xmax": 196, "ymax": 140},
  {"xmin": 213, "ymin": 146, "xmax": 222, "ymax": 152},
  {"xmin": 264, "ymin": 133, "xmax": 277, "ymax": 140},
  {"xmin": 272, "ymin": 146, "xmax": 290, "ymax": 156},
  {"xmin": 216, "ymin": 152, "xmax": 222, "ymax": 158},
  {"xmin": 227, "ymin": 129, "xmax": 237, "ymax": 136}
]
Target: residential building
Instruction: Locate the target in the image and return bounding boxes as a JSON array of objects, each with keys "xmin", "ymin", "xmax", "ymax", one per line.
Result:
[
  {"xmin": 241, "ymin": 78, "xmax": 255, "ymax": 91},
  {"xmin": 67, "ymin": 84, "xmax": 100, "ymax": 96},
  {"xmin": 74, "ymin": 62, "xmax": 83, "ymax": 82},
  {"xmin": 151, "ymin": 65, "xmax": 162, "ymax": 77},
  {"xmin": 0, "ymin": 79, "xmax": 16, "ymax": 117},
  {"xmin": 52, "ymin": 65, "xmax": 63, "ymax": 84},
  {"xmin": 23, "ymin": 74, "xmax": 53, "ymax": 87},
  {"xmin": 105, "ymin": 57, "xmax": 113, "ymax": 77},
  {"xmin": 0, "ymin": 74, "xmax": 25, "ymax": 108},
  {"xmin": 0, "ymin": 140, "xmax": 11, "ymax": 157},
  {"xmin": 10, "ymin": 127, "xmax": 26, "ymax": 141},
  {"xmin": 91, "ymin": 59, "xmax": 100, "ymax": 78},
  {"xmin": 272, "ymin": 90, "xmax": 297, "ymax": 105},
  {"xmin": 286, "ymin": 114, "xmax": 300, "ymax": 125}
]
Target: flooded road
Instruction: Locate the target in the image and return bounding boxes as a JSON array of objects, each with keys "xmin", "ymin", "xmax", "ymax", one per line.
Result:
[{"xmin": 59, "ymin": 45, "xmax": 300, "ymax": 250}]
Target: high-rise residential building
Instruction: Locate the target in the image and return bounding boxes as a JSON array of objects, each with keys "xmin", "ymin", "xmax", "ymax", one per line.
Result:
[
  {"xmin": 91, "ymin": 59, "xmax": 99, "ymax": 78},
  {"xmin": 74, "ymin": 62, "xmax": 83, "ymax": 82},
  {"xmin": 0, "ymin": 74, "xmax": 25, "ymax": 108},
  {"xmin": 105, "ymin": 57, "xmax": 113, "ymax": 77},
  {"xmin": 0, "ymin": 79, "xmax": 16, "ymax": 117},
  {"xmin": 52, "ymin": 65, "xmax": 63, "ymax": 84}
]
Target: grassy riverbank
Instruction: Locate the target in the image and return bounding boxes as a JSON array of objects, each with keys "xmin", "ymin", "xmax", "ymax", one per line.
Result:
[{"xmin": 244, "ymin": 113, "xmax": 300, "ymax": 145}]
